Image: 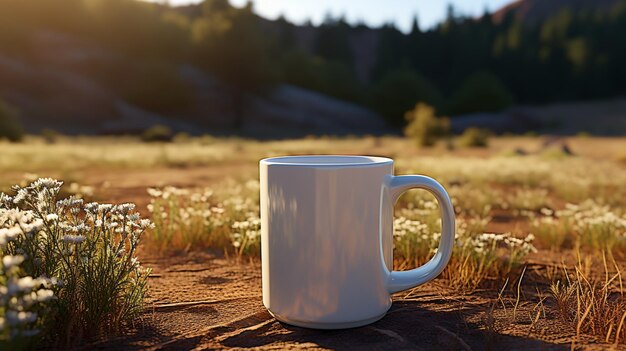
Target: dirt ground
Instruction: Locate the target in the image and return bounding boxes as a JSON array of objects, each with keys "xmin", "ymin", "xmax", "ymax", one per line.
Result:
[
  {"xmin": 7, "ymin": 137, "xmax": 621, "ymax": 350},
  {"xmin": 74, "ymin": 250, "xmax": 612, "ymax": 351},
  {"xmin": 59, "ymin": 158, "xmax": 621, "ymax": 350}
]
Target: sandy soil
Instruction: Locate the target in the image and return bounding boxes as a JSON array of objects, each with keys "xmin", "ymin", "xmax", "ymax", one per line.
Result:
[{"xmin": 77, "ymin": 251, "xmax": 593, "ymax": 351}]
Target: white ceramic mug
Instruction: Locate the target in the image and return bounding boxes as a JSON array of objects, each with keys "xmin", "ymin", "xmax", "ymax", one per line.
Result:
[{"xmin": 259, "ymin": 155, "xmax": 455, "ymax": 329}]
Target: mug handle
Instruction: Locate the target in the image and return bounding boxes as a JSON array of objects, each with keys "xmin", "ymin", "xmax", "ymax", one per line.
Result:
[{"xmin": 383, "ymin": 175, "xmax": 456, "ymax": 294}]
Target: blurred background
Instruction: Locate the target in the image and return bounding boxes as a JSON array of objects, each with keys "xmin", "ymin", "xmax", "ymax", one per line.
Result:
[{"xmin": 1, "ymin": 0, "xmax": 625, "ymax": 141}]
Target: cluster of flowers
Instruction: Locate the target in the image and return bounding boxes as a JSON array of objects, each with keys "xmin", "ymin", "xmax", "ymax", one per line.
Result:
[
  {"xmin": 147, "ymin": 179, "xmax": 261, "ymax": 255},
  {"xmin": 0, "ymin": 208, "xmax": 55, "ymax": 342},
  {"xmin": 393, "ymin": 216, "xmax": 441, "ymax": 261},
  {"xmin": 1, "ymin": 178, "xmax": 152, "ymax": 345},
  {"xmin": 230, "ymin": 215, "xmax": 261, "ymax": 256},
  {"xmin": 212, "ymin": 180, "xmax": 260, "ymax": 256},
  {"xmin": 466, "ymin": 232, "xmax": 537, "ymax": 259},
  {"xmin": 531, "ymin": 200, "xmax": 626, "ymax": 251},
  {"xmin": 392, "ymin": 196, "xmax": 536, "ymax": 291},
  {"xmin": 394, "ymin": 212, "xmax": 535, "ymax": 261},
  {"xmin": 508, "ymin": 187, "xmax": 551, "ymax": 212},
  {"xmin": 147, "ymin": 186, "xmax": 226, "ymax": 245}
]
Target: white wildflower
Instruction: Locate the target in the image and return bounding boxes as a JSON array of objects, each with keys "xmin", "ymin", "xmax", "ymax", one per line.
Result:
[
  {"xmin": 62, "ymin": 234, "xmax": 86, "ymax": 244},
  {"xmin": 5, "ymin": 310, "xmax": 37, "ymax": 326},
  {"xmin": 32, "ymin": 178, "xmax": 63, "ymax": 189},
  {"xmin": 2, "ymin": 255, "xmax": 24, "ymax": 270}
]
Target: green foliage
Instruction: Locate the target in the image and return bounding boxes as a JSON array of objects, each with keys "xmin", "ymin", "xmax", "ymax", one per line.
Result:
[
  {"xmin": 280, "ymin": 51, "xmax": 364, "ymax": 103},
  {"xmin": 372, "ymin": 66, "xmax": 443, "ymax": 126},
  {"xmin": 1, "ymin": 179, "xmax": 151, "ymax": 346},
  {"xmin": 315, "ymin": 15, "xmax": 353, "ymax": 64},
  {"xmin": 404, "ymin": 103, "xmax": 450, "ymax": 147},
  {"xmin": 2, "ymin": 0, "xmax": 626, "ymax": 130},
  {"xmin": 458, "ymin": 127, "xmax": 490, "ymax": 148},
  {"xmin": 120, "ymin": 64, "xmax": 194, "ymax": 113},
  {"xmin": 280, "ymin": 50, "xmax": 326, "ymax": 92},
  {"xmin": 192, "ymin": 1, "xmax": 278, "ymax": 94},
  {"xmin": 141, "ymin": 125, "xmax": 173, "ymax": 143},
  {"xmin": 0, "ymin": 100, "xmax": 23, "ymax": 143},
  {"xmin": 448, "ymin": 71, "xmax": 513, "ymax": 115}
]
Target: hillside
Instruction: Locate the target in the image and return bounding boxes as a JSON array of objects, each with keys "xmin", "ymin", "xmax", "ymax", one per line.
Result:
[
  {"xmin": 493, "ymin": 0, "xmax": 623, "ymax": 24},
  {"xmin": 0, "ymin": 29, "xmax": 388, "ymax": 137},
  {"xmin": 1, "ymin": 0, "xmax": 626, "ymax": 138}
]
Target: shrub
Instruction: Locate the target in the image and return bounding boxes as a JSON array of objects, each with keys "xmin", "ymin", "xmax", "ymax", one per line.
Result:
[
  {"xmin": 40, "ymin": 129, "xmax": 59, "ymax": 144},
  {"xmin": 404, "ymin": 103, "xmax": 450, "ymax": 147},
  {"xmin": 458, "ymin": 127, "xmax": 490, "ymax": 148},
  {"xmin": 173, "ymin": 132, "xmax": 191, "ymax": 143},
  {"xmin": 141, "ymin": 125, "xmax": 173, "ymax": 142},
  {"xmin": 0, "ymin": 179, "xmax": 151, "ymax": 346},
  {"xmin": 0, "ymin": 100, "xmax": 23, "ymax": 142}
]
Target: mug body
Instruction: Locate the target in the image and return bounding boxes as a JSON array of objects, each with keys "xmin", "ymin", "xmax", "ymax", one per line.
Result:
[{"xmin": 260, "ymin": 156, "xmax": 394, "ymax": 329}]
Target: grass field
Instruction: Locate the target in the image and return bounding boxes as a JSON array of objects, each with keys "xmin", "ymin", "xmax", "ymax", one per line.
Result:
[{"xmin": 1, "ymin": 135, "xmax": 626, "ymax": 349}]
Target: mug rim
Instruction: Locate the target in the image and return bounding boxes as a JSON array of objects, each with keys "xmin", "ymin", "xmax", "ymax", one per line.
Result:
[{"xmin": 260, "ymin": 155, "xmax": 393, "ymax": 167}]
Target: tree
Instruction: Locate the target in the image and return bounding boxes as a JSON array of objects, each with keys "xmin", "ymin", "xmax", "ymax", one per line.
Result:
[
  {"xmin": 448, "ymin": 71, "xmax": 514, "ymax": 115},
  {"xmin": 193, "ymin": 0, "xmax": 278, "ymax": 129},
  {"xmin": 315, "ymin": 13, "xmax": 353, "ymax": 64},
  {"xmin": 371, "ymin": 65, "xmax": 443, "ymax": 126}
]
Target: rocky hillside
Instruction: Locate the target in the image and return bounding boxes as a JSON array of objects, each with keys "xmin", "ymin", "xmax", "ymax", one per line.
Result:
[{"xmin": 0, "ymin": 29, "xmax": 389, "ymax": 137}]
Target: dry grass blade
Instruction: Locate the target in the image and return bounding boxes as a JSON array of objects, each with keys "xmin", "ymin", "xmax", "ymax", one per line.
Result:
[
  {"xmin": 574, "ymin": 299, "xmax": 593, "ymax": 348},
  {"xmin": 615, "ymin": 310, "xmax": 626, "ymax": 347},
  {"xmin": 513, "ymin": 266, "xmax": 527, "ymax": 322}
]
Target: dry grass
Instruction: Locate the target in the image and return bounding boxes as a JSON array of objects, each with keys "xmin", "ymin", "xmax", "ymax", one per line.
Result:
[
  {"xmin": 2, "ymin": 135, "xmax": 626, "ymax": 347},
  {"xmin": 550, "ymin": 253, "xmax": 626, "ymax": 346}
]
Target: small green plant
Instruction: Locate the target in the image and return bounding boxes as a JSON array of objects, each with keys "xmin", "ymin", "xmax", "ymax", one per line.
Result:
[
  {"xmin": 458, "ymin": 127, "xmax": 490, "ymax": 148},
  {"xmin": 404, "ymin": 103, "xmax": 450, "ymax": 147},
  {"xmin": 0, "ymin": 99, "xmax": 23, "ymax": 142},
  {"xmin": 141, "ymin": 125, "xmax": 173, "ymax": 142},
  {"xmin": 1, "ymin": 178, "xmax": 151, "ymax": 346}
]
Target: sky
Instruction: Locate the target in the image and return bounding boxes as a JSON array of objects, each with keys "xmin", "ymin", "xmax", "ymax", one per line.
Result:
[{"xmin": 156, "ymin": 0, "xmax": 514, "ymax": 32}]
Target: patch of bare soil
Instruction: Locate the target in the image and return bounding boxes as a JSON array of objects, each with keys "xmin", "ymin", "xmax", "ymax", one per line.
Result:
[{"xmin": 77, "ymin": 251, "xmax": 603, "ymax": 351}]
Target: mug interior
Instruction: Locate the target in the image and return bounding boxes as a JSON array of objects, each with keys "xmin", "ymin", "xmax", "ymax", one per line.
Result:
[{"xmin": 261, "ymin": 155, "xmax": 392, "ymax": 166}]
